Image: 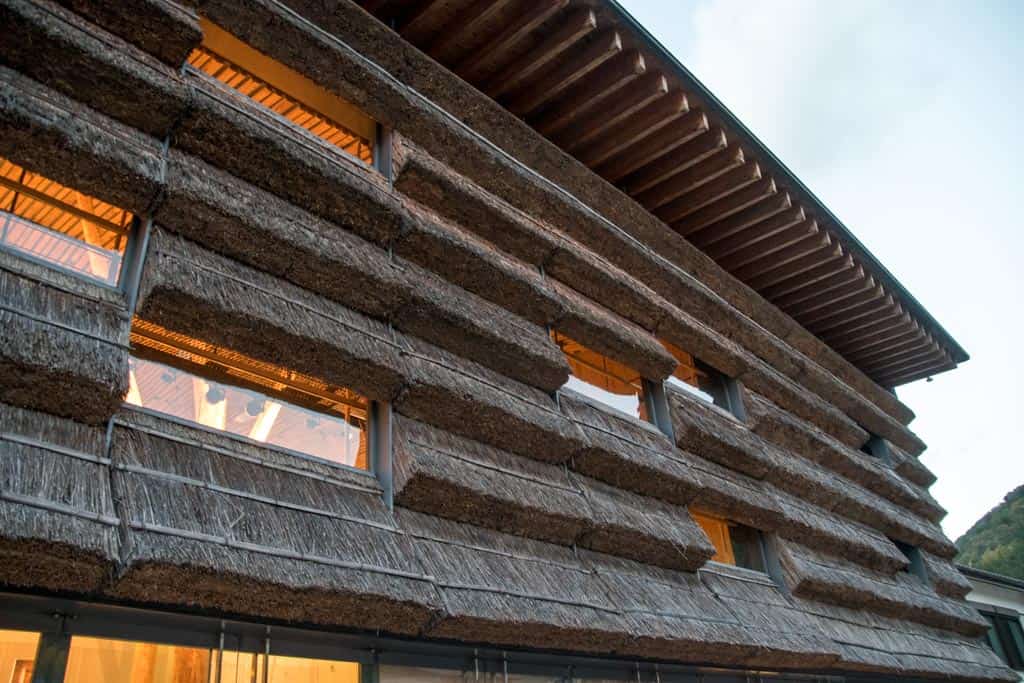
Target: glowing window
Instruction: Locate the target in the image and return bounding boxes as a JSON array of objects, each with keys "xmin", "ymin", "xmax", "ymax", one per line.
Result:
[
  {"xmin": 187, "ymin": 20, "xmax": 376, "ymax": 165},
  {"xmin": 221, "ymin": 650, "xmax": 360, "ymax": 683},
  {"xmin": 692, "ymin": 510, "xmax": 766, "ymax": 572},
  {"xmin": 0, "ymin": 157, "xmax": 132, "ymax": 285},
  {"xmin": 63, "ymin": 636, "xmax": 211, "ymax": 683},
  {"xmin": 127, "ymin": 319, "xmax": 370, "ymax": 469},
  {"xmin": 663, "ymin": 342, "xmax": 739, "ymax": 414},
  {"xmin": 0, "ymin": 629, "xmax": 39, "ymax": 683},
  {"xmin": 552, "ymin": 331, "xmax": 648, "ymax": 420}
]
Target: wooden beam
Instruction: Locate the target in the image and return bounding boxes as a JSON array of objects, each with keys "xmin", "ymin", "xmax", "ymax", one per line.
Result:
[
  {"xmin": 712, "ymin": 216, "xmax": 817, "ymax": 270},
  {"xmin": 627, "ymin": 138, "xmax": 739, "ymax": 199},
  {"xmin": 744, "ymin": 241, "xmax": 842, "ymax": 290},
  {"xmin": 828, "ymin": 314, "xmax": 916, "ymax": 354},
  {"xmin": 873, "ymin": 358, "xmax": 956, "ymax": 387},
  {"xmin": 869, "ymin": 351, "xmax": 951, "ymax": 384},
  {"xmin": 730, "ymin": 230, "xmax": 830, "ymax": 280},
  {"xmin": 0, "ymin": 175, "xmax": 128, "ymax": 235},
  {"xmin": 780, "ymin": 270, "xmax": 873, "ymax": 314},
  {"xmin": 796, "ymin": 283, "xmax": 886, "ymax": 326},
  {"xmin": 761, "ymin": 256, "xmax": 857, "ymax": 301},
  {"xmin": 589, "ymin": 102, "xmax": 700, "ymax": 176},
  {"xmin": 530, "ymin": 48, "xmax": 644, "ymax": 132},
  {"xmin": 671, "ymin": 177, "xmax": 775, "ymax": 235},
  {"xmin": 805, "ymin": 292, "xmax": 895, "ymax": 334},
  {"xmin": 656, "ymin": 163, "xmax": 761, "ymax": 224},
  {"xmin": 507, "ymin": 29, "xmax": 623, "ymax": 117},
  {"xmin": 688, "ymin": 192, "xmax": 792, "ymax": 247},
  {"xmin": 597, "ymin": 111, "xmax": 712, "ymax": 182},
  {"xmin": 820, "ymin": 306, "xmax": 908, "ymax": 345},
  {"xmin": 701, "ymin": 206, "xmax": 806, "ymax": 260},
  {"xmin": 484, "ymin": 8, "xmax": 597, "ymax": 99},
  {"xmin": 425, "ymin": 0, "xmax": 514, "ymax": 62},
  {"xmin": 860, "ymin": 343, "xmax": 948, "ymax": 376},
  {"xmin": 397, "ymin": 0, "xmax": 447, "ymax": 41},
  {"xmin": 454, "ymin": 0, "xmax": 570, "ymax": 83},
  {"xmin": 556, "ymin": 72, "xmax": 669, "ymax": 151},
  {"xmin": 845, "ymin": 330, "xmax": 932, "ymax": 365}
]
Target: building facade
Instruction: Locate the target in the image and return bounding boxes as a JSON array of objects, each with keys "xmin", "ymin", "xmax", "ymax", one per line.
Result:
[
  {"xmin": 962, "ymin": 566, "xmax": 1024, "ymax": 677},
  {"xmin": 0, "ymin": 0, "xmax": 1012, "ymax": 681}
]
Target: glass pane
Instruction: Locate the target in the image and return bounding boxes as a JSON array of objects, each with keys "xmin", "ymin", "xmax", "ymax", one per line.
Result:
[
  {"xmin": 267, "ymin": 654, "xmax": 359, "ymax": 682},
  {"xmin": 0, "ymin": 158, "xmax": 130, "ymax": 285},
  {"xmin": 729, "ymin": 524, "xmax": 767, "ymax": 573},
  {"xmin": 0, "ymin": 629, "xmax": 40, "ymax": 683},
  {"xmin": 379, "ymin": 666, "xmax": 468, "ymax": 682},
  {"xmin": 63, "ymin": 636, "xmax": 212, "ymax": 683},
  {"xmin": 554, "ymin": 332, "xmax": 645, "ymax": 420},
  {"xmin": 663, "ymin": 342, "xmax": 729, "ymax": 408},
  {"xmin": 692, "ymin": 510, "xmax": 735, "ymax": 565}
]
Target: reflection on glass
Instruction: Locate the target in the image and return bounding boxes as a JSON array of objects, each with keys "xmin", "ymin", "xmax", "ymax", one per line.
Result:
[
  {"xmin": 663, "ymin": 342, "xmax": 729, "ymax": 408},
  {"xmin": 0, "ymin": 157, "xmax": 131, "ymax": 285},
  {"xmin": 379, "ymin": 668, "xmax": 561, "ymax": 682},
  {"xmin": 219, "ymin": 651, "xmax": 359, "ymax": 683},
  {"xmin": 692, "ymin": 509, "xmax": 766, "ymax": 572},
  {"xmin": 127, "ymin": 319, "xmax": 369, "ymax": 469},
  {"xmin": 63, "ymin": 636, "xmax": 212, "ymax": 683},
  {"xmin": 553, "ymin": 331, "xmax": 646, "ymax": 420},
  {"xmin": 0, "ymin": 629, "xmax": 39, "ymax": 683}
]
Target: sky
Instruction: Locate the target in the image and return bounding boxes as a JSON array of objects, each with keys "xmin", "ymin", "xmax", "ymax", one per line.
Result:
[{"xmin": 616, "ymin": 0, "xmax": 1024, "ymax": 540}]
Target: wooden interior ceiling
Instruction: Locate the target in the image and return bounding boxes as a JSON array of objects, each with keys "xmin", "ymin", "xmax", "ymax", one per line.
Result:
[{"xmin": 361, "ymin": 0, "xmax": 968, "ymax": 388}]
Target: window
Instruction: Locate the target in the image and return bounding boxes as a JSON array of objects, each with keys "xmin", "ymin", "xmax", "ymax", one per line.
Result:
[
  {"xmin": 127, "ymin": 319, "xmax": 370, "ymax": 469},
  {"xmin": 860, "ymin": 434, "xmax": 893, "ymax": 464},
  {"xmin": 552, "ymin": 331, "xmax": 650, "ymax": 421},
  {"xmin": 0, "ymin": 157, "xmax": 132, "ymax": 285},
  {"xmin": 188, "ymin": 20, "xmax": 376, "ymax": 166},
  {"xmin": 692, "ymin": 510, "xmax": 766, "ymax": 572},
  {"xmin": 893, "ymin": 539, "xmax": 928, "ymax": 581},
  {"xmin": 0, "ymin": 629, "xmax": 39, "ymax": 683},
  {"xmin": 981, "ymin": 611, "xmax": 1024, "ymax": 670},
  {"xmin": 663, "ymin": 342, "xmax": 744, "ymax": 418}
]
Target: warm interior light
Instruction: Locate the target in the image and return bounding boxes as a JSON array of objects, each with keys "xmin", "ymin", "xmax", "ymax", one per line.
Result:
[
  {"xmin": 663, "ymin": 341, "xmax": 725, "ymax": 405},
  {"xmin": 187, "ymin": 19, "xmax": 375, "ymax": 165},
  {"xmin": 552, "ymin": 331, "xmax": 646, "ymax": 418},
  {"xmin": 692, "ymin": 509, "xmax": 736, "ymax": 565},
  {"xmin": 0, "ymin": 157, "xmax": 132, "ymax": 285},
  {"xmin": 127, "ymin": 319, "xmax": 369, "ymax": 469}
]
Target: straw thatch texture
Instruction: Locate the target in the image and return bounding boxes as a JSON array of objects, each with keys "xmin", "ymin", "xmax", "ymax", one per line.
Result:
[
  {"xmin": 394, "ymin": 202, "xmax": 565, "ymax": 327},
  {"xmin": 392, "ymin": 416, "xmax": 589, "ymax": 546},
  {"xmin": 392, "ymin": 135, "xmax": 561, "ymax": 266},
  {"xmin": 0, "ymin": 0, "xmax": 190, "ymax": 138},
  {"xmin": 686, "ymin": 453, "xmax": 786, "ymax": 531},
  {"xmin": 397, "ymin": 509, "xmax": 632, "ymax": 654},
  {"xmin": 891, "ymin": 442, "xmax": 939, "ymax": 488},
  {"xmin": 157, "ymin": 152, "xmax": 569, "ymax": 392},
  {"xmin": 108, "ymin": 409, "xmax": 440, "ymax": 634},
  {"xmin": 50, "ymin": 0, "xmax": 200, "ymax": 67},
  {"xmin": 176, "ymin": 69, "xmax": 401, "ymax": 246},
  {"xmin": 920, "ymin": 551, "xmax": 974, "ymax": 599},
  {"xmin": 394, "ymin": 334, "xmax": 585, "ymax": 463},
  {"xmin": 137, "ymin": 227, "xmax": 405, "ymax": 402},
  {"xmin": 558, "ymin": 392, "xmax": 704, "ymax": 506},
  {"xmin": 0, "ymin": 66, "xmax": 163, "ymax": 217},
  {"xmin": 777, "ymin": 539, "xmax": 989, "ymax": 637},
  {"xmin": 587, "ymin": 550, "xmax": 840, "ymax": 669},
  {"xmin": 667, "ymin": 387, "xmax": 773, "ymax": 478},
  {"xmin": 0, "ymin": 256, "xmax": 129, "ymax": 423},
  {"xmin": 550, "ymin": 279, "xmax": 676, "ymax": 381},
  {"xmin": 0, "ymin": 401, "xmax": 118, "ymax": 592}
]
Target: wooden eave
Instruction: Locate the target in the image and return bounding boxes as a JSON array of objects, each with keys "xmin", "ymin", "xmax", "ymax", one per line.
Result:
[{"xmin": 360, "ymin": 0, "xmax": 968, "ymax": 388}]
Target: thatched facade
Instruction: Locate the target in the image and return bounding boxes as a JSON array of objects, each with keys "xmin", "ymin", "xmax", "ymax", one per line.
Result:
[{"xmin": 0, "ymin": 0, "xmax": 1011, "ymax": 681}]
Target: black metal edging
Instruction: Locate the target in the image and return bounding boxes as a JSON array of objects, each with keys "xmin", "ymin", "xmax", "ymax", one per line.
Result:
[{"xmin": 604, "ymin": 0, "xmax": 969, "ymax": 368}]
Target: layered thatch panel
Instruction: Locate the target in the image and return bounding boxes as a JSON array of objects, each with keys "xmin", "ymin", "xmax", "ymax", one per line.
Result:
[
  {"xmin": 920, "ymin": 550, "xmax": 974, "ymax": 599},
  {"xmin": 0, "ymin": 256, "xmax": 129, "ymax": 423},
  {"xmin": 778, "ymin": 539, "xmax": 989, "ymax": 637},
  {"xmin": 397, "ymin": 509, "xmax": 632, "ymax": 653},
  {"xmin": 108, "ymin": 409, "xmax": 440, "ymax": 634},
  {"xmin": 0, "ymin": 65, "xmax": 163, "ymax": 217},
  {"xmin": 667, "ymin": 388, "xmax": 774, "ymax": 477},
  {"xmin": 50, "ymin": 0, "xmax": 200, "ymax": 67},
  {"xmin": 559, "ymin": 392, "xmax": 703, "ymax": 506},
  {"xmin": 0, "ymin": 0, "xmax": 190, "ymax": 138},
  {"xmin": 684, "ymin": 454, "xmax": 786, "ymax": 531},
  {"xmin": 137, "ymin": 227, "xmax": 405, "ymax": 402},
  {"xmin": 156, "ymin": 152, "xmax": 569, "ymax": 392},
  {"xmin": 0, "ymin": 401, "xmax": 118, "ymax": 592},
  {"xmin": 891, "ymin": 442, "xmax": 939, "ymax": 488},
  {"xmin": 395, "ymin": 334, "xmax": 585, "ymax": 464},
  {"xmin": 175, "ymin": 69, "xmax": 401, "ymax": 246}
]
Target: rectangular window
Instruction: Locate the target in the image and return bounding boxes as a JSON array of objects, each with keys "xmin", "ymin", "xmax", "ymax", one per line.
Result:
[
  {"xmin": 220, "ymin": 649, "xmax": 361, "ymax": 683},
  {"xmin": 0, "ymin": 629, "xmax": 39, "ymax": 683},
  {"xmin": 860, "ymin": 434, "xmax": 893, "ymax": 464},
  {"xmin": 663, "ymin": 342, "xmax": 743, "ymax": 417},
  {"xmin": 892, "ymin": 539, "xmax": 928, "ymax": 581},
  {"xmin": 552, "ymin": 331, "xmax": 649, "ymax": 421},
  {"xmin": 0, "ymin": 157, "xmax": 132, "ymax": 285},
  {"xmin": 982, "ymin": 612, "xmax": 1024, "ymax": 670},
  {"xmin": 127, "ymin": 319, "xmax": 370, "ymax": 469},
  {"xmin": 188, "ymin": 20, "xmax": 376, "ymax": 166},
  {"xmin": 692, "ymin": 510, "xmax": 766, "ymax": 572}
]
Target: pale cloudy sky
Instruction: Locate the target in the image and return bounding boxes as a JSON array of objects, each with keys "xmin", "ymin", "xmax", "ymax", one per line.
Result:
[{"xmin": 616, "ymin": 0, "xmax": 1024, "ymax": 539}]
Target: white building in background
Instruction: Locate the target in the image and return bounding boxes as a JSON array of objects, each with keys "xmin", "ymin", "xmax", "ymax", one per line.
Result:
[{"xmin": 962, "ymin": 565, "xmax": 1024, "ymax": 677}]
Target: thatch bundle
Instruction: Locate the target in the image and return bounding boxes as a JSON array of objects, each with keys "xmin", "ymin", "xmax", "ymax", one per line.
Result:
[
  {"xmin": 921, "ymin": 550, "xmax": 974, "ymax": 599},
  {"xmin": 394, "ymin": 335, "xmax": 585, "ymax": 463},
  {"xmin": 397, "ymin": 509, "xmax": 632, "ymax": 654},
  {"xmin": 559, "ymin": 393, "xmax": 703, "ymax": 506},
  {"xmin": 0, "ymin": 401, "xmax": 118, "ymax": 592},
  {"xmin": 777, "ymin": 539, "xmax": 989, "ymax": 637},
  {"xmin": 890, "ymin": 442, "xmax": 939, "ymax": 488},
  {"xmin": 157, "ymin": 152, "xmax": 570, "ymax": 392},
  {"xmin": 50, "ymin": 0, "xmax": 200, "ymax": 67},
  {"xmin": 0, "ymin": 0, "xmax": 190, "ymax": 138},
  {"xmin": 108, "ymin": 410, "xmax": 440, "ymax": 634},
  {"xmin": 667, "ymin": 387, "xmax": 773, "ymax": 477},
  {"xmin": 0, "ymin": 257, "xmax": 129, "ymax": 423},
  {"xmin": 0, "ymin": 65, "xmax": 163, "ymax": 218},
  {"xmin": 175, "ymin": 69, "xmax": 401, "ymax": 246},
  {"xmin": 137, "ymin": 227, "xmax": 405, "ymax": 402},
  {"xmin": 685, "ymin": 453, "xmax": 786, "ymax": 531}
]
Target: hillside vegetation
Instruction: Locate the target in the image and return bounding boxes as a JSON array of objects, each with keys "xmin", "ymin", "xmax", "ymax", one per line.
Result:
[{"xmin": 956, "ymin": 484, "xmax": 1024, "ymax": 580}]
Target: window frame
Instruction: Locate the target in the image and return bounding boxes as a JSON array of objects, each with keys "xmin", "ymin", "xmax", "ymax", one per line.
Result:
[
  {"xmin": 860, "ymin": 434, "xmax": 894, "ymax": 465},
  {"xmin": 980, "ymin": 610, "xmax": 1024, "ymax": 671},
  {"xmin": 662, "ymin": 343, "xmax": 746, "ymax": 421}
]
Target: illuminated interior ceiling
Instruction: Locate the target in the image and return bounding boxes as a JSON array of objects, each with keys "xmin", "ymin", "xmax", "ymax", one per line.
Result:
[{"xmin": 360, "ymin": 0, "xmax": 967, "ymax": 387}]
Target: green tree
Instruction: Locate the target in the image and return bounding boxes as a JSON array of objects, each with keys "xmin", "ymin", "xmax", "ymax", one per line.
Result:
[{"xmin": 956, "ymin": 484, "xmax": 1024, "ymax": 580}]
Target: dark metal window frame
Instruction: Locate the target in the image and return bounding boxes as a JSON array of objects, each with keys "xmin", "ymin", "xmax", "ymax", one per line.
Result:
[{"xmin": 979, "ymin": 609, "xmax": 1024, "ymax": 671}]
